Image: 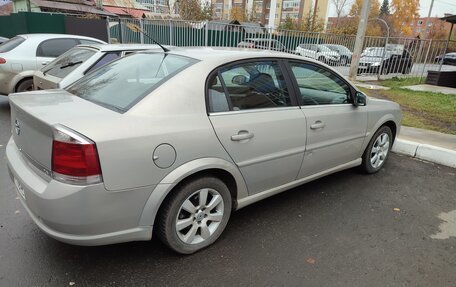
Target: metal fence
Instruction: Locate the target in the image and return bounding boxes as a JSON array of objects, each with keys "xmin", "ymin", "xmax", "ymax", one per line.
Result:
[{"xmin": 108, "ymin": 18, "xmax": 455, "ymax": 81}]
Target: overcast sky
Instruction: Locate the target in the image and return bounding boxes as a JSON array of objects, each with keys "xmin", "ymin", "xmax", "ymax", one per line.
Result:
[{"xmin": 328, "ymin": 0, "xmax": 456, "ymax": 18}]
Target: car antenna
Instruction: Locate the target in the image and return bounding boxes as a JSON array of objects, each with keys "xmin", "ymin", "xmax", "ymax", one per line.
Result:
[{"xmin": 125, "ymin": 23, "xmax": 170, "ymax": 53}]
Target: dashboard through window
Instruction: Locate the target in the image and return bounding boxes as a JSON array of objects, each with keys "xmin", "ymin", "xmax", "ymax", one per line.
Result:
[
  {"xmin": 289, "ymin": 62, "xmax": 351, "ymax": 105},
  {"xmin": 208, "ymin": 60, "xmax": 291, "ymax": 112}
]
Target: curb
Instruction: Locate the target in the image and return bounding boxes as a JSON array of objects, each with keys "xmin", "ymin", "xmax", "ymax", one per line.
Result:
[{"xmin": 392, "ymin": 139, "xmax": 456, "ymax": 168}]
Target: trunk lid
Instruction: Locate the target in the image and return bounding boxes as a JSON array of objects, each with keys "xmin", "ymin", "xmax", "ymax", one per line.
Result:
[
  {"xmin": 9, "ymin": 90, "xmax": 121, "ymax": 176},
  {"xmin": 33, "ymin": 71, "xmax": 61, "ymax": 90}
]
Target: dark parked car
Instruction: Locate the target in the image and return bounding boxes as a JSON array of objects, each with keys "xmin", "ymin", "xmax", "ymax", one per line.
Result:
[
  {"xmin": 358, "ymin": 48, "xmax": 413, "ymax": 75},
  {"xmin": 237, "ymin": 38, "xmax": 296, "ymax": 54},
  {"xmin": 323, "ymin": 44, "xmax": 353, "ymax": 65},
  {"xmin": 435, "ymin": 52, "xmax": 456, "ymax": 66}
]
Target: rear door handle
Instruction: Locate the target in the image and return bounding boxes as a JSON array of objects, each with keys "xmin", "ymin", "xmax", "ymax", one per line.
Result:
[
  {"xmin": 310, "ymin": 121, "xmax": 325, "ymax": 130},
  {"xmin": 41, "ymin": 61, "xmax": 48, "ymax": 65},
  {"xmin": 231, "ymin": 130, "xmax": 254, "ymax": 141}
]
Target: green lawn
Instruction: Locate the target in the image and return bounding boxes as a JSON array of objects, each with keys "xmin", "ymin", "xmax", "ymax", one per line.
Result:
[{"xmin": 360, "ymin": 77, "xmax": 456, "ymax": 135}]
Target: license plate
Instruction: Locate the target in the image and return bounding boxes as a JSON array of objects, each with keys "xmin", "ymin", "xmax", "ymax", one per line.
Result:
[{"xmin": 14, "ymin": 177, "xmax": 25, "ymax": 200}]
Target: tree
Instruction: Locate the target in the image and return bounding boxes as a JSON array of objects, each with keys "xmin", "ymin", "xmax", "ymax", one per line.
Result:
[
  {"xmin": 346, "ymin": 0, "xmax": 382, "ymax": 36},
  {"xmin": 390, "ymin": 0, "xmax": 419, "ymax": 36},
  {"xmin": 279, "ymin": 15, "xmax": 296, "ymax": 30},
  {"xmin": 331, "ymin": 0, "xmax": 350, "ymax": 18},
  {"xmin": 349, "ymin": 0, "xmax": 379, "ymax": 19},
  {"xmin": 300, "ymin": 7, "xmax": 325, "ymax": 32},
  {"xmin": 379, "ymin": 0, "xmax": 390, "ymax": 17},
  {"xmin": 230, "ymin": 6, "xmax": 247, "ymax": 21},
  {"xmin": 178, "ymin": 0, "xmax": 212, "ymax": 20}
]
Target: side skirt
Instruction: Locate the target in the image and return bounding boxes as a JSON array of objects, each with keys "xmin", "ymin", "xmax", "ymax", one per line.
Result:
[{"xmin": 236, "ymin": 159, "xmax": 362, "ymax": 209}]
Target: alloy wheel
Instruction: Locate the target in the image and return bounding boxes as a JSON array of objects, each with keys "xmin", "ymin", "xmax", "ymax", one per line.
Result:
[
  {"xmin": 175, "ymin": 188, "xmax": 224, "ymax": 245},
  {"xmin": 370, "ymin": 133, "xmax": 390, "ymax": 169}
]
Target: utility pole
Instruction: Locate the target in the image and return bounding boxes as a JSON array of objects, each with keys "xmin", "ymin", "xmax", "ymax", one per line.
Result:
[
  {"xmin": 423, "ymin": 0, "xmax": 434, "ymax": 39},
  {"xmin": 348, "ymin": 0, "xmax": 371, "ymax": 81}
]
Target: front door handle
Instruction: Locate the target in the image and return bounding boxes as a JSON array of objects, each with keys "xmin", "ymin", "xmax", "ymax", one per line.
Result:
[
  {"xmin": 41, "ymin": 61, "xmax": 49, "ymax": 65},
  {"xmin": 310, "ymin": 121, "xmax": 325, "ymax": 130},
  {"xmin": 231, "ymin": 130, "xmax": 254, "ymax": 141}
]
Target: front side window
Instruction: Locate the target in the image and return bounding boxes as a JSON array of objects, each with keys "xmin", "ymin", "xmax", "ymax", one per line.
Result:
[
  {"xmin": 67, "ymin": 53, "xmax": 197, "ymax": 112},
  {"xmin": 37, "ymin": 38, "xmax": 79, "ymax": 57},
  {"xmin": 208, "ymin": 60, "xmax": 291, "ymax": 112},
  {"xmin": 289, "ymin": 62, "xmax": 351, "ymax": 105}
]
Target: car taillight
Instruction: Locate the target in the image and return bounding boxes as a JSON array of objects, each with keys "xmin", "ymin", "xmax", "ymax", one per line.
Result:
[
  {"xmin": 52, "ymin": 125, "xmax": 102, "ymax": 185},
  {"xmin": 0, "ymin": 58, "xmax": 6, "ymax": 64}
]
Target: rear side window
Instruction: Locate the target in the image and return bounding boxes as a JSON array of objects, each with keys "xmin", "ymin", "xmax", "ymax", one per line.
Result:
[
  {"xmin": 0, "ymin": 36, "xmax": 25, "ymax": 53},
  {"xmin": 79, "ymin": 39, "xmax": 103, "ymax": 45},
  {"xmin": 42, "ymin": 47, "xmax": 97, "ymax": 78},
  {"xmin": 36, "ymin": 38, "xmax": 79, "ymax": 57},
  {"xmin": 85, "ymin": 52, "xmax": 121, "ymax": 74},
  {"xmin": 208, "ymin": 60, "xmax": 291, "ymax": 112},
  {"xmin": 67, "ymin": 53, "xmax": 197, "ymax": 112}
]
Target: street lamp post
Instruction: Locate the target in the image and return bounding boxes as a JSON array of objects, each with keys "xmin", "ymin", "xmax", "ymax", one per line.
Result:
[{"xmin": 369, "ymin": 17, "xmax": 390, "ymax": 80}]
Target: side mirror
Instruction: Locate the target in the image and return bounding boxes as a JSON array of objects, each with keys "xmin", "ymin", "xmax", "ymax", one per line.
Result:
[
  {"xmin": 232, "ymin": 75, "xmax": 248, "ymax": 85},
  {"xmin": 353, "ymin": 91, "xmax": 367, "ymax": 106}
]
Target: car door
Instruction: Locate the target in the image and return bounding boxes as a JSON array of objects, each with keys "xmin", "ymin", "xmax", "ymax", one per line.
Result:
[
  {"xmin": 36, "ymin": 38, "xmax": 79, "ymax": 69},
  {"xmin": 207, "ymin": 59, "xmax": 306, "ymax": 195},
  {"xmin": 286, "ymin": 61, "xmax": 368, "ymax": 178}
]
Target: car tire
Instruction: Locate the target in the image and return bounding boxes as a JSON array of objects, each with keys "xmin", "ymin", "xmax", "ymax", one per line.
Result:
[
  {"xmin": 16, "ymin": 78, "xmax": 34, "ymax": 92},
  {"xmin": 156, "ymin": 176, "xmax": 232, "ymax": 254},
  {"xmin": 340, "ymin": 56, "xmax": 348, "ymax": 66},
  {"xmin": 361, "ymin": 126, "xmax": 393, "ymax": 174}
]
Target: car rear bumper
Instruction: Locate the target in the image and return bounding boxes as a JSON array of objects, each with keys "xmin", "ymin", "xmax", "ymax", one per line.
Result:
[
  {"xmin": 0, "ymin": 71, "xmax": 15, "ymax": 95},
  {"xmin": 6, "ymin": 137, "xmax": 153, "ymax": 246}
]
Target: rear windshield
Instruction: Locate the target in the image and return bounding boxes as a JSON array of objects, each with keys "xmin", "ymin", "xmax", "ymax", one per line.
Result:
[
  {"xmin": 66, "ymin": 53, "xmax": 197, "ymax": 112},
  {"xmin": 42, "ymin": 47, "xmax": 97, "ymax": 78},
  {"xmin": 0, "ymin": 36, "xmax": 25, "ymax": 53}
]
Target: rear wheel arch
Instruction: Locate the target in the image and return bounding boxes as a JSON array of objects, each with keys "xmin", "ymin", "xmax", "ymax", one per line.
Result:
[
  {"xmin": 138, "ymin": 159, "xmax": 247, "ymax": 229},
  {"xmin": 15, "ymin": 76, "xmax": 34, "ymax": 92}
]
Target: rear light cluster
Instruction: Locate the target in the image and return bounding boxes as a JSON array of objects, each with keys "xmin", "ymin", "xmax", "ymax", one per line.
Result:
[
  {"xmin": 0, "ymin": 58, "xmax": 6, "ymax": 64},
  {"xmin": 52, "ymin": 125, "xmax": 102, "ymax": 185}
]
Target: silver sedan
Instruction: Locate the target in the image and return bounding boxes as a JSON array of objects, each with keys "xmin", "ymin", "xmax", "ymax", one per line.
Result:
[{"xmin": 6, "ymin": 47, "xmax": 401, "ymax": 254}]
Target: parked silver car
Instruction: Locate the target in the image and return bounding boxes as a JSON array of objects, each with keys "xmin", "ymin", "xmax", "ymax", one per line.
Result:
[
  {"xmin": 34, "ymin": 44, "xmax": 164, "ymax": 90},
  {"xmin": 0, "ymin": 34, "xmax": 105, "ymax": 95},
  {"xmin": 6, "ymin": 47, "xmax": 401, "ymax": 254},
  {"xmin": 295, "ymin": 44, "xmax": 341, "ymax": 65}
]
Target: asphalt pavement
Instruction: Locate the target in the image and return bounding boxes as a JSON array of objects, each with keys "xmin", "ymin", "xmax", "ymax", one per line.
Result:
[{"xmin": 1, "ymin": 95, "xmax": 455, "ymax": 287}]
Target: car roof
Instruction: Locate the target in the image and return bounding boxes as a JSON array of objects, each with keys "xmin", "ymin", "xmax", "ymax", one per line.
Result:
[
  {"xmin": 244, "ymin": 38, "xmax": 276, "ymax": 42},
  {"xmin": 144, "ymin": 46, "xmax": 320, "ymax": 64},
  {"xmin": 76, "ymin": 43, "xmax": 162, "ymax": 52},
  {"xmin": 17, "ymin": 33, "xmax": 104, "ymax": 41}
]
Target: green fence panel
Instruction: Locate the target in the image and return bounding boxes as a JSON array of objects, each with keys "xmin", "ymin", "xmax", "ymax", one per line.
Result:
[
  {"xmin": 0, "ymin": 12, "xmax": 65, "ymax": 38},
  {"xmin": 26, "ymin": 12, "xmax": 65, "ymax": 34}
]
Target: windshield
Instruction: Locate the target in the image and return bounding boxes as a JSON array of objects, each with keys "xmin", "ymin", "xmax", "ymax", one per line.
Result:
[
  {"xmin": 0, "ymin": 36, "xmax": 25, "ymax": 53},
  {"xmin": 327, "ymin": 45, "xmax": 350, "ymax": 53},
  {"xmin": 317, "ymin": 45, "xmax": 333, "ymax": 53},
  {"xmin": 66, "ymin": 53, "xmax": 197, "ymax": 112},
  {"xmin": 42, "ymin": 47, "xmax": 97, "ymax": 78}
]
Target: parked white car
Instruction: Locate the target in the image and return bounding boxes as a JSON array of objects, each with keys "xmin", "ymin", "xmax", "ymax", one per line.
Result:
[
  {"xmin": 0, "ymin": 34, "xmax": 105, "ymax": 95},
  {"xmin": 34, "ymin": 44, "xmax": 164, "ymax": 90},
  {"xmin": 295, "ymin": 44, "xmax": 340, "ymax": 65}
]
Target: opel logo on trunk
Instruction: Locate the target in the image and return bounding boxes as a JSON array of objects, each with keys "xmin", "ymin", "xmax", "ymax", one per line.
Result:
[{"xmin": 14, "ymin": 119, "xmax": 21, "ymax": 135}]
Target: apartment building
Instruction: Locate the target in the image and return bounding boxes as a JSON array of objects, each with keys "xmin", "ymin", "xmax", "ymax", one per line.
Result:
[{"xmin": 213, "ymin": 0, "xmax": 329, "ymax": 29}]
